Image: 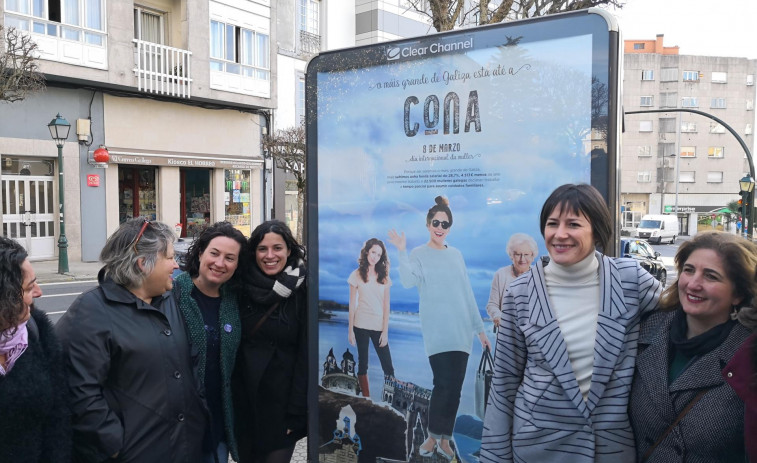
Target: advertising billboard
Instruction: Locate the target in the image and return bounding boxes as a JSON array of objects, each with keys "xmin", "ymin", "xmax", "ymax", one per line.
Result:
[{"xmin": 307, "ymin": 9, "xmax": 620, "ymax": 462}]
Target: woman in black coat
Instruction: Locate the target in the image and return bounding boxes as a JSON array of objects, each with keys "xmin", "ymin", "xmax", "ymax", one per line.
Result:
[
  {"xmin": 233, "ymin": 220, "xmax": 308, "ymax": 463},
  {"xmin": 0, "ymin": 236, "xmax": 70, "ymax": 463}
]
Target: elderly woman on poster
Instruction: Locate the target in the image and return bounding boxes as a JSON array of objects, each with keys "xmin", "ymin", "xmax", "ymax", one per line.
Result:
[
  {"xmin": 480, "ymin": 184, "xmax": 662, "ymax": 463},
  {"xmin": 389, "ymin": 195, "xmax": 490, "ymax": 461},
  {"xmin": 485, "ymin": 233, "xmax": 539, "ymax": 327}
]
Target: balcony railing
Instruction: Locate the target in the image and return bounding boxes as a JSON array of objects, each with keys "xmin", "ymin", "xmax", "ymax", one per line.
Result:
[
  {"xmin": 299, "ymin": 30, "xmax": 320, "ymax": 57},
  {"xmin": 133, "ymin": 39, "xmax": 192, "ymax": 98}
]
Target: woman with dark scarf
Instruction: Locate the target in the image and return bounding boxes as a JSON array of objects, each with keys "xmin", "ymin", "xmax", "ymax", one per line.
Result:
[
  {"xmin": 630, "ymin": 231, "xmax": 756, "ymax": 463},
  {"xmin": 233, "ymin": 220, "xmax": 307, "ymax": 463}
]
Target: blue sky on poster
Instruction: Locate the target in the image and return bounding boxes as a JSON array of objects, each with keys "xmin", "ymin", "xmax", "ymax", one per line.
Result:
[
  {"xmin": 315, "ymin": 32, "xmax": 596, "ymax": 311},
  {"xmin": 605, "ymin": 0, "xmax": 757, "ymax": 59}
]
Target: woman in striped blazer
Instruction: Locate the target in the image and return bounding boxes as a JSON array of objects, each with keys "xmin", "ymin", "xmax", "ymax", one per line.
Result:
[{"xmin": 480, "ymin": 184, "xmax": 662, "ymax": 463}]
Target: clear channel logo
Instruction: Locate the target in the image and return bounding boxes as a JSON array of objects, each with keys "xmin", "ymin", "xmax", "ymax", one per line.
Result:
[{"xmin": 386, "ymin": 37, "xmax": 473, "ymax": 61}]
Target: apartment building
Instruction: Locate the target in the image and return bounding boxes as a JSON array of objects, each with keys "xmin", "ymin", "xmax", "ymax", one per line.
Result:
[
  {"xmin": 621, "ymin": 34, "xmax": 757, "ymax": 235},
  {"xmin": 0, "ymin": 0, "xmax": 273, "ymax": 261}
]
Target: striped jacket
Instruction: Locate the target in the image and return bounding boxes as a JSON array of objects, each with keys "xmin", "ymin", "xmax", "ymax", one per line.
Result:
[{"xmin": 481, "ymin": 252, "xmax": 661, "ymax": 463}]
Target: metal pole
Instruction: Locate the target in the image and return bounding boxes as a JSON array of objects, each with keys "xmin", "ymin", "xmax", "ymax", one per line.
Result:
[
  {"xmin": 57, "ymin": 143, "xmax": 69, "ymax": 274},
  {"xmin": 674, "ymin": 113, "xmax": 681, "ymax": 217}
]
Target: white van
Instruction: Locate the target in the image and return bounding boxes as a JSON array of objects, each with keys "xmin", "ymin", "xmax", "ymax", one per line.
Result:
[{"xmin": 635, "ymin": 214, "xmax": 679, "ymax": 244}]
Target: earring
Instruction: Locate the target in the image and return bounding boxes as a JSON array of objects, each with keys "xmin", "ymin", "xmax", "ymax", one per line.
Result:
[{"xmin": 731, "ymin": 305, "xmax": 740, "ymax": 320}]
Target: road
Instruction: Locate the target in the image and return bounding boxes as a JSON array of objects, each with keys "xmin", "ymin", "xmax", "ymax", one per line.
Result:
[
  {"xmin": 648, "ymin": 236, "xmax": 687, "ymax": 288},
  {"xmin": 35, "ymin": 280, "xmax": 97, "ymax": 324}
]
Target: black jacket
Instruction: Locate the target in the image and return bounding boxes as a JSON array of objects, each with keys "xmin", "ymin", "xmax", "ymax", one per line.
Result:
[
  {"xmin": 56, "ymin": 273, "xmax": 206, "ymax": 463},
  {"xmin": 0, "ymin": 308, "xmax": 71, "ymax": 463}
]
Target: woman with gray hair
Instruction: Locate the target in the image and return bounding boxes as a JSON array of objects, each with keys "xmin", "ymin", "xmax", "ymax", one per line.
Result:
[
  {"xmin": 56, "ymin": 219, "xmax": 206, "ymax": 463},
  {"xmin": 485, "ymin": 233, "xmax": 538, "ymax": 327}
]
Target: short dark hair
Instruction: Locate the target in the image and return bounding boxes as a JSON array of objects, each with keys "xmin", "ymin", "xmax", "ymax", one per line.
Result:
[
  {"xmin": 539, "ymin": 183, "xmax": 612, "ymax": 253},
  {"xmin": 185, "ymin": 221, "xmax": 247, "ymax": 283},
  {"xmin": 426, "ymin": 196, "xmax": 453, "ymax": 226},
  {"xmin": 248, "ymin": 220, "xmax": 306, "ymax": 271},
  {"xmin": 0, "ymin": 237, "xmax": 28, "ymax": 332},
  {"xmin": 660, "ymin": 231, "xmax": 757, "ymax": 312}
]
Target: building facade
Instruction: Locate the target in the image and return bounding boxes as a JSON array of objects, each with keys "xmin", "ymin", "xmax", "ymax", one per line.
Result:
[
  {"xmin": 621, "ymin": 34, "xmax": 757, "ymax": 236},
  {"xmin": 1, "ymin": 0, "xmax": 274, "ymax": 261}
]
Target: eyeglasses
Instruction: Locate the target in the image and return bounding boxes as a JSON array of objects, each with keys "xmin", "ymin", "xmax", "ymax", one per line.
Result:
[
  {"xmin": 512, "ymin": 253, "xmax": 533, "ymax": 260},
  {"xmin": 132, "ymin": 219, "xmax": 151, "ymax": 253},
  {"xmin": 431, "ymin": 219, "xmax": 451, "ymax": 229}
]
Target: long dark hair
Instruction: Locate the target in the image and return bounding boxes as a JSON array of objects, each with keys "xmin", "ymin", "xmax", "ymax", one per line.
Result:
[
  {"xmin": 357, "ymin": 238, "xmax": 389, "ymax": 284},
  {"xmin": 248, "ymin": 220, "xmax": 306, "ymax": 272},
  {"xmin": 0, "ymin": 237, "xmax": 28, "ymax": 333},
  {"xmin": 185, "ymin": 221, "xmax": 247, "ymax": 287}
]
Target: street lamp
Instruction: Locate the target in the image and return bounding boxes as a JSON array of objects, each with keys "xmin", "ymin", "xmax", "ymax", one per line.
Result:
[
  {"xmin": 47, "ymin": 113, "xmax": 71, "ymax": 274},
  {"xmin": 739, "ymin": 174, "xmax": 755, "ymax": 239}
]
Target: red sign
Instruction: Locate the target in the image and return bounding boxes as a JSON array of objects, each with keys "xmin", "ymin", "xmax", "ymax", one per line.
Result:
[{"xmin": 87, "ymin": 174, "xmax": 100, "ymax": 187}]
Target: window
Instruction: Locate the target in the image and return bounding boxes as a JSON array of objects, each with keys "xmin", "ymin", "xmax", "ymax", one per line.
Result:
[
  {"xmin": 747, "ymin": 124, "xmax": 754, "ymax": 135},
  {"xmin": 295, "ymin": 72, "xmax": 305, "ymax": 123},
  {"xmin": 748, "ymin": 74, "xmax": 755, "ymax": 86},
  {"xmin": 658, "ymin": 143, "xmax": 675, "ymax": 157},
  {"xmin": 679, "ymin": 171, "xmax": 695, "ymax": 183},
  {"xmin": 134, "ymin": 6, "xmax": 163, "ymax": 43},
  {"xmin": 5, "ymin": 0, "xmax": 106, "ymax": 46},
  {"xmin": 660, "ymin": 67, "xmax": 678, "ymax": 82},
  {"xmin": 681, "ymin": 121, "xmax": 697, "ymax": 133},
  {"xmin": 640, "ymin": 96, "xmax": 654, "ymax": 107},
  {"xmin": 634, "ymin": 43, "xmax": 645, "ymax": 50},
  {"xmin": 711, "ymin": 71, "xmax": 727, "ymax": 83},
  {"xmin": 641, "ymin": 70, "xmax": 654, "ymax": 81},
  {"xmin": 638, "ymin": 145, "xmax": 652, "ymax": 157},
  {"xmin": 659, "ymin": 118, "xmax": 676, "ymax": 133},
  {"xmin": 708, "ymin": 146, "xmax": 724, "ymax": 158},
  {"xmin": 210, "ymin": 20, "xmax": 270, "ymax": 80},
  {"xmin": 681, "ymin": 97, "xmax": 698, "ymax": 108},
  {"xmin": 707, "ymin": 171, "xmax": 723, "ymax": 183},
  {"xmin": 710, "ymin": 123, "xmax": 726, "ymax": 134},
  {"xmin": 637, "ymin": 171, "xmax": 651, "ymax": 182},
  {"xmin": 639, "ymin": 120, "xmax": 653, "ymax": 132},
  {"xmin": 710, "ymin": 97, "xmax": 727, "ymax": 109},
  {"xmin": 300, "ymin": 0, "xmax": 319, "ymax": 34},
  {"xmin": 659, "ymin": 92, "xmax": 677, "ymax": 108},
  {"xmin": 748, "ymin": 100, "xmax": 754, "ymax": 111},
  {"xmin": 682, "ymin": 70, "xmax": 699, "ymax": 81},
  {"xmin": 680, "ymin": 146, "xmax": 696, "ymax": 157}
]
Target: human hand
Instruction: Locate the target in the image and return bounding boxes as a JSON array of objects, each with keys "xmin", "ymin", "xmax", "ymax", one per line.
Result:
[
  {"xmin": 348, "ymin": 330, "xmax": 356, "ymax": 346},
  {"xmin": 387, "ymin": 229, "xmax": 406, "ymax": 252},
  {"xmin": 478, "ymin": 332, "xmax": 491, "ymax": 351},
  {"xmin": 493, "ymin": 316, "xmax": 501, "ymax": 327},
  {"xmin": 379, "ymin": 330, "xmax": 388, "ymax": 347}
]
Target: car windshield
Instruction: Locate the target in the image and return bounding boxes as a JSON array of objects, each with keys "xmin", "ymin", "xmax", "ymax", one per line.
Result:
[{"xmin": 639, "ymin": 220, "xmax": 661, "ymax": 228}]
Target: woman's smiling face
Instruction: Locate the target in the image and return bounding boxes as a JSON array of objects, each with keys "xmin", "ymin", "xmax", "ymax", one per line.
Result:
[
  {"xmin": 543, "ymin": 204, "xmax": 595, "ymax": 266},
  {"xmin": 427, "ymin": 211, "xmax": 450, "ymax": 249}
]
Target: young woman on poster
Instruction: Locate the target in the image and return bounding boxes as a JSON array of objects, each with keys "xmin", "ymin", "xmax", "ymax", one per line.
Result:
[
  {"xmin": 485, "ymin": 233, "xmax": 539, "ymax": 328},
  {"xmin": 347, "ymin": 238, "xmax": 395, "ymax": 398},
  {"xmin": 233, "ymin": 220, "xmax": 308, "ymax": 463},
  {"xmin": 480, "ymin": 184, "xmax": 662, "ymax": 463},
  {"xmin": 388, "ymin": 196, "xmax": 490, "ymax": 461}
]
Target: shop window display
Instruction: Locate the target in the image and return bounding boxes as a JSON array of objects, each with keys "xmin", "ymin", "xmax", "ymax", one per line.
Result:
[
  {"xmin": 225, "ymin": 169, "xmax": 251, "ymax": 236},
  {"xmin": 119, "ymin": 167, "xmax": 157, "ymax": 223}
]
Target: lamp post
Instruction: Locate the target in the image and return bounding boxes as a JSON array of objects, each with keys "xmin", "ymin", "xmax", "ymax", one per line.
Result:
[
  {"xmin": 48, "ymin": 113, "xmax": 71, "ymax": 274},
  {"xmin": 739, "ymin": 174, "xmax": 755, "ymax": 239}
]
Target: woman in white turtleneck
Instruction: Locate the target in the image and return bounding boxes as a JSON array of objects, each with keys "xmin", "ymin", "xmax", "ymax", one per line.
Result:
[{"xmin": 481, "ymin": 184, "xmax": 662, "ymax": 463}]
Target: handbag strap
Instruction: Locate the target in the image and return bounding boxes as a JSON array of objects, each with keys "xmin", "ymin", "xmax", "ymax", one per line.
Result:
[
  {"xmin": 641, "ymin": 387, "xmax": 712, "ymax": 462},
  {"xmin": 478, "ymin": 346, "xmax": 494, "ymax": 372},
  {"xmin": 249, "ymin": 302, "xmax": 280, "ymax": 337}
]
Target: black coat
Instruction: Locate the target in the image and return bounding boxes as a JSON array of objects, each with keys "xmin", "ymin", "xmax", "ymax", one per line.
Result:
[
  {"xmin": 233, "ymin": 286, "xmax": 308, "ymax": 461},
  {"xmin": 0, "ymin": 308, "xmax": 71, "ymax": 463},
  {"xmin": 56, "ymin": 274, "xmax": 206, "ymax": 463}
]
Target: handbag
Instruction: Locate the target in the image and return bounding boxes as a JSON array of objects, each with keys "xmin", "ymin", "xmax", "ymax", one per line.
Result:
[{"xmin": 474, "ymin": 346, "xmax": 494, "ymax": 420}]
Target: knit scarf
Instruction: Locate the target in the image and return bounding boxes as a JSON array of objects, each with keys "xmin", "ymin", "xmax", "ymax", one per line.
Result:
[
  {"xmin": 670, "ymin": 309, "xmax": 736, "ymax": 358},
  {"xmin": 246, "ymin": 259, "xmax": 307, "ymax": 309},
  {"xmin": 0, "ymin": 321, "xmax": 28, "ymax": 375}
]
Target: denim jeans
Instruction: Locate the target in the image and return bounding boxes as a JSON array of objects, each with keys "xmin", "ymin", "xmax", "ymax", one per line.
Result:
[
  {"xmin": 428, "ymin": 351, "xmax": 469, "ymax": 439},
  {"xmin": 354, "ymin": 326, "xmax": 395, "ymax": 376}
]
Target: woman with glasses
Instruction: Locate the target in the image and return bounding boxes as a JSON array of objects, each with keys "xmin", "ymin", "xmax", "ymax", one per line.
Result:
[
  {"xmin": 485, "ymin": 233, "xmax": 539, "ymax": 328},
  {"xmin": 174, "ymin": 222, "xmax": 246, "ymax": 463},
  {"xmin": 481, "ymin": 184, "xmax": 662, "ymax": 463},
  {"xmin": 56, "ymin": 219, "xmax": 206, "ymax": 463},
  {"xmin": 388, "ymin": 196, "xmax": 490, "ymax": 461}
]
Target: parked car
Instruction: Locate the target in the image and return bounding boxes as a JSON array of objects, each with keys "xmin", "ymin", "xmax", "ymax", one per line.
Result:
[{"xmin": 621, "ymin": 238, "xmax": 667, "ymax": 287}]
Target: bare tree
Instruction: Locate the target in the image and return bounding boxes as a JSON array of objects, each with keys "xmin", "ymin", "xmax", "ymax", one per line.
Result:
[
  {"xmin": 407, "ymin": 0, "xmax": 626, "ymax": 32},
  {"xmin": 263, "ymin": 125, "xmax": 306, "ymax": 241},
  {"xmin": 0, "ymin": 25, "xmax": 45, "ymax": 103}
]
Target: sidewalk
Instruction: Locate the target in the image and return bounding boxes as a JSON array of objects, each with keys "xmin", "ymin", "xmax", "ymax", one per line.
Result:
[{"xmin": 33, "ymin": 258, "xmax": 102, "ymax": 284}]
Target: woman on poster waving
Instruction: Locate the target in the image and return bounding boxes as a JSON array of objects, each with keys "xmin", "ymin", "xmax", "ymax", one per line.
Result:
[
  {"xmin": 388, "ymin": 196, "xmax": 490, "ymax": 461},
  {"xmin": 348, "ymin": 238, "xmax": 395, "ymax": 399}
]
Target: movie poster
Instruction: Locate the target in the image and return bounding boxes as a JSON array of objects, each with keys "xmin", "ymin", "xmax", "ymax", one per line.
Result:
[{"xmin": 309, "ymin": 12, "xmax": 617, "ymax": 463}]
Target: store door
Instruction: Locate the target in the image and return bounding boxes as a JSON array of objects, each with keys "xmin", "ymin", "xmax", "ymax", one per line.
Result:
[
  {"xmin": 2, "ymin": 175, "xmax": 56, "ymax": 259},
  {"xmin": 180, "ymin": 168, "xmax": 211, "ymax": 238}
]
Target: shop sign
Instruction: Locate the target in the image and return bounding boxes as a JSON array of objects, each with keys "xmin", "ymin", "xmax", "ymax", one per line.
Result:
[
  {"xmin": 109, "ymin": 153, "xmax": 261, "ymax": 169},
  {"xmin": 665, "ymin": 205, "xmax": 721, "ymax": 213},
  {"xmin": 86, "ymin": 174, "xmax": 100, "ymax": 187}
]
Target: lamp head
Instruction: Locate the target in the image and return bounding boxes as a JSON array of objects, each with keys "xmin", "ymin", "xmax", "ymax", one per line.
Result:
[{"xmin": 48, "ymin": 113, "xmax": 71, "ymax": 146}]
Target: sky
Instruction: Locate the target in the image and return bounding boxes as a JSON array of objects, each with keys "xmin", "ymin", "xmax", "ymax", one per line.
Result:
[{"xmin": 604, "ymin": 0, "xmax": 757, "ymax": 59}]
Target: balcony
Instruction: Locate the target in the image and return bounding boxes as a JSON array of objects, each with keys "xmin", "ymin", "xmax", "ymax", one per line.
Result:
[
  {"xmin": 299, "ymin": 30, "xmax": 320, "ymax": 57},
  {"xmin": 133, "ymin": 39, "xmax": 192, "ymax": 98}
]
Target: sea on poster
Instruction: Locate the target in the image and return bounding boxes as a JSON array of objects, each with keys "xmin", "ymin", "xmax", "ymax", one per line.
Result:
[{"xmin": 315, "ymin": 29, "xmax": 599, "ymax": 463}]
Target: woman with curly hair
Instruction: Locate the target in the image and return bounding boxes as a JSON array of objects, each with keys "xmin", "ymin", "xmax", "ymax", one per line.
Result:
[
  {"xmin": 348, "ymin": 238, "xmax": 395, "ymax": 398},
  {"xmin": 0, "ymin": 237, "xmax": 70, "ymax": 463},
  {"xmin": 233, "ymin": 220, "xmax": 308, "ymax": 463}
]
